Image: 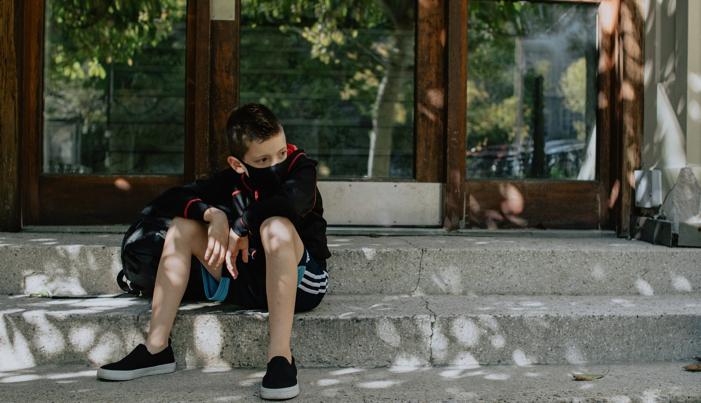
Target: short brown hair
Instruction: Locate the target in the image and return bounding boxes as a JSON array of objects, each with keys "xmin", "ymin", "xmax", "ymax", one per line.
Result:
[{"xmin": 226, "ymin": 103, "xmax": 282, "ymax": 159}]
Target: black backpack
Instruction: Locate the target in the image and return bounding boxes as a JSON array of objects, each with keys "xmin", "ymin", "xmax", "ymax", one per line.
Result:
[{"xmin": 118, "ymin": 212, "xmax": 204, "ymax": 299}]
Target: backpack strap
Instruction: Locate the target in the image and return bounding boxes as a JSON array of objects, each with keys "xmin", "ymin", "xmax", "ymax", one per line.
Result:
[{"xmin": 117, "ymin": 269, "xmax": 142, "ymax": 296}]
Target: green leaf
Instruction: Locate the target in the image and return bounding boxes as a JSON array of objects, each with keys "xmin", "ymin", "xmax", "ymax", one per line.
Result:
[
  {"xmin": 572, "ymin": 370, "xmax": 608, "ymax": 381},
  {"xmin": 29, "ymin": 289, "xmax": 51, "ymax": 298}
]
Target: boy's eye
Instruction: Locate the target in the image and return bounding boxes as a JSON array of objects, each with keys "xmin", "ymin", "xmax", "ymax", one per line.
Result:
[{"xmin": 258, "ymin": 158, "xmax": 267, "ymax": 163}]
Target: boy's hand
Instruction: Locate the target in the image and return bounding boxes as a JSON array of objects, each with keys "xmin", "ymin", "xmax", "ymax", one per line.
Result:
[
  {"xmin": 225, "ymin": 230, "xmax": 248, "ymax": 279},
  {"xmin": 203, "ymin": 208, "xmax": 229, "ymax": 269}
]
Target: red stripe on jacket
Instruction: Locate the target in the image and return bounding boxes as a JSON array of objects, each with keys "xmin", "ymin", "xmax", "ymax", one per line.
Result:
[{"xmin": 183, "ymin": 198, "xmax": 202, "ymax": 219}]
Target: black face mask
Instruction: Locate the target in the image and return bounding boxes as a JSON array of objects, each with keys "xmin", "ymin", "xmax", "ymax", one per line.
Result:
[{"xmin": 242, "ymin": 157, "xmax": 291, "ymax": 190}]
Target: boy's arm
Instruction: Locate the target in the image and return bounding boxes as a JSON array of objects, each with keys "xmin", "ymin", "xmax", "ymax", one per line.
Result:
[
  {"xmin": 232, "ymin": 153, "xmax": 317, "ymax": 237},
  {"xmin": 145, "ymin": 169, "xmax": 236, "ymax": 222}
]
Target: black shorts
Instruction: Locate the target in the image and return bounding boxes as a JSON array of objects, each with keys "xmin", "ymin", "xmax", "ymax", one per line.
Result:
[{"xmin": 200, "ymin": 245, "xmax": 328, "ymax": 312}]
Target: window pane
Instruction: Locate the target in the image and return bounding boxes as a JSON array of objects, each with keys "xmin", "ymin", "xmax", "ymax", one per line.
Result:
[
  {"xmin": 466, "ymin": 1, "xmax": 598, "ymax": 180},
  {"xmin": 43, "ymin": 0, "xmax": 187, "ymax": 174},
  {"xmin": 241, "ymin": 1, "xmax": 415, "ymax": 179}
]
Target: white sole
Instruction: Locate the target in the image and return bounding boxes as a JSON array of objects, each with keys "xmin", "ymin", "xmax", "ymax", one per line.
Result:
[
  {"xmin": 96, "ymin": 362, "xmax": 176, "ymax": 381},
  {"xmin": 260, "ymin": 383, "xmax": 300, "ymax": 400}
]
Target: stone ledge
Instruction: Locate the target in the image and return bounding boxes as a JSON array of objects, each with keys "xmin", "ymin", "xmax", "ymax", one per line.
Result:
[
  {"xmin": 2, "ymin": 294, "xmax": 700, "ymax": 369},
  {"xmin": 2, "ymin": 232, "xmax": 701, "ymax": 296}
]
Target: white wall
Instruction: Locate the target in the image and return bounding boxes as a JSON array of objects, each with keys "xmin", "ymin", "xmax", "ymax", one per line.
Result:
[{"xmin": 642, "ymin": 0, "xmax": 701, "ymax": 195}]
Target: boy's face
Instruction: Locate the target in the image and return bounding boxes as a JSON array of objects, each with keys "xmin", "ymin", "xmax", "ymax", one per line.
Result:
[{"xmin": 227, "ymin": 129, "xmax": 288, "ymax": 175}]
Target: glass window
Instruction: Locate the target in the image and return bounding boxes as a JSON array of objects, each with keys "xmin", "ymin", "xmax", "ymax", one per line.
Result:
[
  {"xmin": 43, "ymin": 0, "xmax": 188, "ymax": 174},
  {"xmin": 241, "ymin": 0, "xmax": 415, "ymax": 179},
  {"xmin": 466, "ymin": 1, "xmax": 598, "ymax": 180}
]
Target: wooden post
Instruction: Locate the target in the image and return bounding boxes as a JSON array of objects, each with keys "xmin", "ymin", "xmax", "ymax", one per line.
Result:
[
  {"xmin": 1, "ymin": 0, "xmax": 21, "ymax": 231},
  {"xmin": 618, "ymin": 0, "xmax": 644, "ymax": 236},
  {"xmin": 0, "ymin": 0, "xmax": 21, "ymax": 231},
  {"xmin": 444, "ymin": 0, "xmax": 468, "ymax": 231},
  {"xmin": 187, "ymin": 0, "xmax": 212, "ymax": 181},
  {"xmin": 209, "ymin": 0, "xmax": 241, "ymax": 173},
  {"xmin": 598, "ymin": 0, "xmax": 620, "ymax": 232},
  {"xmin": 415, "ymin": 0, "xmax": 446, "ymax": 183}
]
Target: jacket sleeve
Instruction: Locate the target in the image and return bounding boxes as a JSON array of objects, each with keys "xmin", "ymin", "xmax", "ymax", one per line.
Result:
[
  {"xmin": 146, "ymin": 169, "xmax": 236, "ymax": 222},
  {"xmin": 232, "ymin": 153, "xmax": 317, "ymax": 237}
]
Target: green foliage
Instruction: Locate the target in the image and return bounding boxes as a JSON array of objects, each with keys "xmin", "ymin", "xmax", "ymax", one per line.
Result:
[
  {"xmin": 240, "ymin": 0, "xmax": 415, "ymax": 177},
  {"xmin": 559, "ymin": 57, "xmax": 587, "ymax": 140},
  {"xmin": 46, "ymin": 0, "xmax": 185, "ymax": 83},
  {"xmin": 44, "ymin": 0, "xmax": 187, "ymax": 174},
  {"xmin": 466, "ymin": 1, "xmax": 597, "ymax": 180}
]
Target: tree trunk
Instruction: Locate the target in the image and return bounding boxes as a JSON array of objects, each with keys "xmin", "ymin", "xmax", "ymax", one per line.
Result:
[
  {"xmin": 367, "ymin": 20, "xmax": 414, "ymax": 178},
  {"xmin": 531, "ymin": 76, "xmax": 546, "ymax": 178}
]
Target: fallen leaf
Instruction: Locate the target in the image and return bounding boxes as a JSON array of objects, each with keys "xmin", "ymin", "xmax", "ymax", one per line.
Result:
[
  {"xmin": 28, "ymin": 289, "xmax": 51, "ymax": 298},
  {"xmin": 684, "ymin": 364, "xmax": 701, "ymax": 372},
  {"xmin": 572, "ymin": 370, "xmax": 609, "ymax": 381}
]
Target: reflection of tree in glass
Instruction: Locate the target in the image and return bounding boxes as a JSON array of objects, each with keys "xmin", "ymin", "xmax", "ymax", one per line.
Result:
[
  {"xmin": 44, "ymin": 0, "xmax": 187, "ymax": 174},
  {"xmin": 241, "ymin": 0, "xmax": 415, "ymax": 178},
  {"xmin": 47, "ymin": 0, "xmax": 184, "ymax": 82},
  {"xmin": 466, "ymin": 1, "xmax": 596, "ymax": 180},
  {"xmin": 559, "ymin": 58, "xmax": 587, "ymax": 141}
]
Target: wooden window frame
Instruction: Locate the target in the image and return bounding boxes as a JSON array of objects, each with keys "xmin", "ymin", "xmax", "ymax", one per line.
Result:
[
  {"xmin": 16, "ymin": 0, "xmax": 239, "ymax": 225},
  {"xmin": 4, "ymin": 0, "xmax": 641, "ymax": 231},
  {"xmin": 442, "ymin": 0, "xmax": 643, "ymax": 234}
]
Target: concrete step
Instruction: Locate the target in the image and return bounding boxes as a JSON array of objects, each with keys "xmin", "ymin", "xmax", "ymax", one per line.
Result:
[
  {"xmin": 2, "ymin": 362, "xmax": 700, "ymax": 402},
  {"xmin": 1, "ymin": 231, "xmax": 700, "ymax": 297},
  {"xmin": 2, "ymin": 294, "xmax": 700, "ymax": 369}
]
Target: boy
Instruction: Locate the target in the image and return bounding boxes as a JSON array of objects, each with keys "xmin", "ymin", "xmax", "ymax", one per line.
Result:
[{"xmin": 97, "ymin": 103, "xmax": 331, "ymax": 400}]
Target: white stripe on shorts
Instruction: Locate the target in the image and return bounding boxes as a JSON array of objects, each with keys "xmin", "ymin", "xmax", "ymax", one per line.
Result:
[
  {"xmin": 298, "ymin": 269, "xmax": 328, "ymax": 294},
  {"xmin": 298, "ymin": 284, "xmax": 327, "ymax": 294},
  {"xmin": 301, "ymin": 277, "xmax": 328, "ymax": 288},
  {"xmin": 303, "ymin": 271, "xmax": 328, "ymax": 280}
]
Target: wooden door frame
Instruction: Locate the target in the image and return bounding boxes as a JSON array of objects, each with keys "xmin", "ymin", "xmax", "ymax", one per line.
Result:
[
  {"xmin": 0, "ymin": 0, "xmax": 22, "ymax": 232},
  {"xmin": 4, "ymin": 0, "xmax": 640, "ymax": 231},
  {"xmin": 443, "ymin": 0, "xmax": 643, "ymax": 234}
]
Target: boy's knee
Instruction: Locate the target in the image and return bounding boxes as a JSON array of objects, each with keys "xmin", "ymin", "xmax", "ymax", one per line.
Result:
[
  {"xmin": 168, "ymin": 217, "xmax": 205, "ymax": 240},
  {"xmin": 260, "ymin": 217, "xmax": 297, "ymax": 252}
]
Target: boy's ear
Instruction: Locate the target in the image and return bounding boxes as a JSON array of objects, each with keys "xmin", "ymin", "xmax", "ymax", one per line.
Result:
[{"xmin": 227, "ymin": 156, "xmax": 247, "ymax": 174}]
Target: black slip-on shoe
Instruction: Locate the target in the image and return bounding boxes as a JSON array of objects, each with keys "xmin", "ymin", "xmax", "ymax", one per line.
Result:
[
  {"xmin": 96, "ymin": 340, "xmax": 176, "ymax": 381},
  {"xmin": 260, "ymin": 356, "xmax": 299, "ymax": 400}
]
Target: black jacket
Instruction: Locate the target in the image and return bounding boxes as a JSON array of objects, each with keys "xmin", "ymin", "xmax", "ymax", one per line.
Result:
[{"xmin": 142, "ymin": 144, "xmax": 330, "ymax": 269}]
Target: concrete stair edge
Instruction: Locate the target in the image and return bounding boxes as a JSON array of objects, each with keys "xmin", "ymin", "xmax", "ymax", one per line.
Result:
[
  {"xmin": 1, "ymin": 233, "xmax": 701, "ymax": 297},
  {"xmin": 2, "ymin": 294, "xmax": 700, "ymax": 369}
]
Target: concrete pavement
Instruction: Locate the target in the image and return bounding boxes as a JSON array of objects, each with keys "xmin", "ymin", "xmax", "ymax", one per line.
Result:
[{"xmin": 2, "ymin": 362, "xmax": 700, "ymax": 402}]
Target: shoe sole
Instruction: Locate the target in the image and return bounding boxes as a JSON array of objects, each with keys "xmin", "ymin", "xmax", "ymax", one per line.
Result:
[
  {"xmin": 96, "ymin": 362, "xmax": 176, "ymax": 381},
  {"xmin": 260, "ymin": 384, "xmax": 300, "ymax": 400}
]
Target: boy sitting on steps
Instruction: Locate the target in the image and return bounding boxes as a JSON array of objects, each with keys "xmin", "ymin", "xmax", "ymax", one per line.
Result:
[{"xmin": 97, "ymin": 103, "xmax": 331, "ymax": 400}]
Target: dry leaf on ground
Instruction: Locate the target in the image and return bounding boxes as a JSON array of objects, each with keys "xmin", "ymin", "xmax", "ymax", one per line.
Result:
[
  {"xmin": 572, "ymin": 371, "xmax": 608, "ymax": 381},
  {"xmin": 683, "ymin": 364, "xmax": 701, "ymax": 372},
  {"xmin": 572, "ymin": 371, "xmax": 609, "ymax": 381}
]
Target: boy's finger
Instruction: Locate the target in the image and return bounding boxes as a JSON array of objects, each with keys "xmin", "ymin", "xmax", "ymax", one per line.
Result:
[
  {"xmin": 204, "ymin": 238, "xmax": 214, "ymax": 260},
  {"xmin": 225, "ymin": 251, "xmax": 235, "ymax": 279},
  {"xmin": 225, "ymin": 251, "xmax": 238, "ymax": 279},
  {"xmin": 241, "ymin": 237, "xmax": 249, "ymax": 263},
  {"xmin": 209, "ymin": 242, "xmax": 221, "ymax": 266},
  {"xmin": 241, "ymin": 245, "xmax": 248, "ymax": 263},
  {"xmin": 218, "ymin": 247, "xmax": 227, "ymax": 269}
]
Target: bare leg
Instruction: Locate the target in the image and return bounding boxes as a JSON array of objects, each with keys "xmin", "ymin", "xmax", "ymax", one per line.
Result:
[
  {"xmin": 260, "ymin": 216, "xmax": 304, "ymax": 363},
  {"xmin": 144, "ymin": 217, "xmax": 215, "ymax": 354}
]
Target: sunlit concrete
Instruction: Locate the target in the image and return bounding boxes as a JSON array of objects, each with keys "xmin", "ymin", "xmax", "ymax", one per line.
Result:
[
  {"xmin": 3, "ymin": 232, "xmax": 701, "ymax": 297},
  {"xmin": 1, "ymin": 362, "xmax": 700, "ymax": 402},
  {"xmin": 1, "ymin": 294, "xmax": 700, "ymax": 369}
]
